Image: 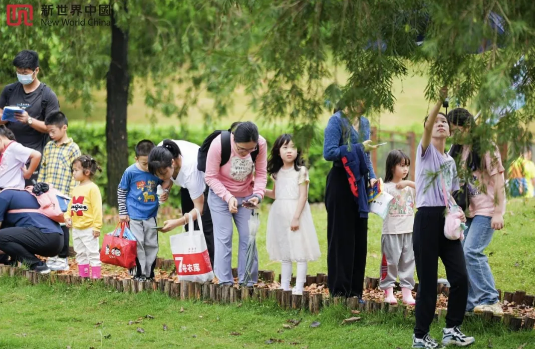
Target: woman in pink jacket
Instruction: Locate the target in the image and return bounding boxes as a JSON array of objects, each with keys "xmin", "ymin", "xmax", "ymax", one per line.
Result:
[{"xmin": 205, "ymin": 122, "xmax": 268, "ymax": 286}]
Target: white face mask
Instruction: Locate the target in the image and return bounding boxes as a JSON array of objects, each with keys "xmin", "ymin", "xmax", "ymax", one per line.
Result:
[{"xmin": 17, "ymin": 71, "xmax": 35, "ymax": 85}]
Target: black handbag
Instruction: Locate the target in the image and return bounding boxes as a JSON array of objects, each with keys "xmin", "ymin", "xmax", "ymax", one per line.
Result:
[{"xmin": 453, "ymin": 182, "xmax": 469, "ymax": 211}]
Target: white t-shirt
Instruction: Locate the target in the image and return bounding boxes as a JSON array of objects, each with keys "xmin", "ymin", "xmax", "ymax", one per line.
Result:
[
  {"xmin": 382, "ymin": 182, "xmax": 416, "ymax": 234},
  {"xmin": 157, "ymin": 140, "xmax": 206, "ymax": 200},
  {"xmin": 0, "ymin": 141, "xmax": 33, "ymax": 189}
]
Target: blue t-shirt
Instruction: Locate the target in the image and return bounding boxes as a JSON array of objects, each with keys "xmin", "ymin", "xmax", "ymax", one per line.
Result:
[
  {"xmin": 118, "ymin": 164, "xmax": 162, "ymax": 220},
  {"xmin": 0, "ymin": 190, "xmax": 63, "ymax": 234}
]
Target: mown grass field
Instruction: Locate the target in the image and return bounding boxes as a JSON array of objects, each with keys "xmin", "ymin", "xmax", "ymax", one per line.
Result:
[
  {"xmin": 93, "ymin": 198, "xmax": 535, "ymax": 294},
  {"xmin": 1, "ymin": 276, "xmax": 534, "ymax": 349}
]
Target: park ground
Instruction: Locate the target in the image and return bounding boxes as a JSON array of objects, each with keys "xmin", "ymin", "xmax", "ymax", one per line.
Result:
[{"xmin": 1, "ymin": 199, "xmax": 534, "ymax": 348}]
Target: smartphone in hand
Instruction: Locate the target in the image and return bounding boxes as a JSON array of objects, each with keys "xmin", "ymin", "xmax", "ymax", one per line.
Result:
[{"xmin": 242, "ymin": 201, "xmax": 258, "ymax": 209}]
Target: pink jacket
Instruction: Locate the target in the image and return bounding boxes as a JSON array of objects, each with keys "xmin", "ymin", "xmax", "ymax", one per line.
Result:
[{"xmin": 205, "ymin": 133, "xmax": 267, "ymax": 203}]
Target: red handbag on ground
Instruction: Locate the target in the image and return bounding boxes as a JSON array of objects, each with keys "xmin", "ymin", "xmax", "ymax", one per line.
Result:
[{"xmin": 100, "ymin": 222, "xmax": 137, "ymax": 269}]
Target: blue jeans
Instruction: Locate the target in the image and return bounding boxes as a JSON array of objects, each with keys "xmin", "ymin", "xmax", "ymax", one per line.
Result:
[{"xmin": 463, "ymin": 216, "xmax": 499, "ymax": 311}]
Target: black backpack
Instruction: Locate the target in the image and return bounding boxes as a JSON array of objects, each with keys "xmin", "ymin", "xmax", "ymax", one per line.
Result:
[
  {"xmin": 197, "ymin": 129, "xmax": 259, "ymax": 172},
  {"xmin": 3, "ymin": 82, "xmax": 56, "ymax": 120}
]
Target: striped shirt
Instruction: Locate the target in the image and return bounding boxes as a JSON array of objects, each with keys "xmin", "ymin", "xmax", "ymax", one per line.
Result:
[{"xmin": 37, "ymin": 138, "xmax": 81, "ymax": 197}]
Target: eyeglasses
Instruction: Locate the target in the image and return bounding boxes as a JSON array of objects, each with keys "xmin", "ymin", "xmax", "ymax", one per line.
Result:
[{"xmin": 236, "ymin": 144, "xmax": 257, "ymax": 153}]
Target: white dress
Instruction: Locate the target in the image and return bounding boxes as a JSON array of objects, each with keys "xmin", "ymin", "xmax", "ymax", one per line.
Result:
[{"xmin": 266, "ymin": 166, "xmax": 321, "ymax": 262}]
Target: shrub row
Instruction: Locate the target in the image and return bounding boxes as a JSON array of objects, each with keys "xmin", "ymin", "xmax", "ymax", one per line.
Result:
[{"xmin": 68, "ymin": 122, "xmax": 330, "ymax": 207}]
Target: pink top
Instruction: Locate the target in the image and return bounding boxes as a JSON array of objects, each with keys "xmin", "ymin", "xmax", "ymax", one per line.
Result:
[
  {"xmin": 205, "ymin": 133, "xmax": 268, "ymax": 203},
  {"xmin": 461, "ymin": 145, "xmax": 505, "ymax": 218}
]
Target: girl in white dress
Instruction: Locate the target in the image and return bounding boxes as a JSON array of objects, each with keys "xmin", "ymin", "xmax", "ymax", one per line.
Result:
[{"xmin": 265, "ymin": 134, "xmax": 321, "ymax": 295}]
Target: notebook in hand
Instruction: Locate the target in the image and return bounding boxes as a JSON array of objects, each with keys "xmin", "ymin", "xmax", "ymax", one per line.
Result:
[{"xmin": 1, "ymin": 106, "xmax": 24, "ymax": 122}]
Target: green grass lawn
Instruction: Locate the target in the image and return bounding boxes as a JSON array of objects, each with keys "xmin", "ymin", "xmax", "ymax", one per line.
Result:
[
  {"xmin": 94, "ymin": 198, "xmax": 535, "ymax": 294},
  {"xmin": 1, "ymin": 276, "xmax": 534, "ymax": 349}
]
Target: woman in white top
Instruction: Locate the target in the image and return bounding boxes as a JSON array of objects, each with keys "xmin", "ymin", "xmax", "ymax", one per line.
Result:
[{"xmin": 148, "ymin": 139, "xmax": 214, "ymax": 266}]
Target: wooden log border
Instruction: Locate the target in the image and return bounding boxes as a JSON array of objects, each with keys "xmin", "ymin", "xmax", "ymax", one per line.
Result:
[{"xmin": 0, "ymin": 264, "xmax": 533, "ymax": 331}]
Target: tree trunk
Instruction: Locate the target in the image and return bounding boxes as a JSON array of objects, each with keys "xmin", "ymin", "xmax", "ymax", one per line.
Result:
[{"xmin": 106, "ymin": 1, "xmax": 130, "ymax": 207}]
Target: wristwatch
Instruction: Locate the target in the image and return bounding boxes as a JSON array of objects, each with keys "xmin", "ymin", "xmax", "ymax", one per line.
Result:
[{"xmin": 27, "ymin": 116, "xmax": 33, "ymax": 125}]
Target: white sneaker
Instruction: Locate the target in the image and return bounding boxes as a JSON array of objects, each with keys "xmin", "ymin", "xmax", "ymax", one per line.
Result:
[
  {"xmin": 47, "ymin": 256, "xmax": 58, "ymax": 268},
  {"xmin": 473, "ymin": 302, "xmax": 503, "ymax": 316},
  {"xmin": 49, "ymin": 258, "xmax": 70, "ymax": 271},
  {"xmin": 413, "ymin": 334, "xmax": 443, "ymax": 348},
  {"xmin": 442, "ymin": 326, "xmax": 475, "ymax": 347}
]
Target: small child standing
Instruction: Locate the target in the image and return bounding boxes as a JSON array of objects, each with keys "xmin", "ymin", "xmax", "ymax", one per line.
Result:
[
  {"xmin": 118, "ymin": 140, "xmax": 168, "ymax": 281},
  {"xmin": 38, "ymin": 111, "xmax": 82, "ymax": 271},
  {"xmin": 265, "ymin": 134, "xmax": 321, "ymax": 295},
  {"xmin": 0, "ymin": 125, "xmax": 41, "ymax": 190},
  {"xmin": 65, "ymin": 155, "xmax": 103, "ymax": 278},
  {"xmin": 380, "ymin": 149, "xmax": 416, "ymax": 306}
]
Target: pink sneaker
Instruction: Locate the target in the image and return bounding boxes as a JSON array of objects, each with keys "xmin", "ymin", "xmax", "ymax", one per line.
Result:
[
  {"xmin": 91, "ymin": 266, "xmax": 101, "ymax": 279},
  {"xmin": 78, "ymin": 264, "xmax": 90, "ymax": 278},
  {"xmin": 402, "ymin": 287, "xmax": 416, "ymax": 305}
]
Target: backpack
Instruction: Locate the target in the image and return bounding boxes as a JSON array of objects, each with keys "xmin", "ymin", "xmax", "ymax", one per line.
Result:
[
  {"xmin": 6, "ymin": 185, "xmax": 70, "ymax": 223},
  {"xmin": 197, "ymin": 129, "xmax": 259, "ymax": 172},
  {"xmin": 3, "ymin": 82, "xmax": 56, "ymax": 121}
]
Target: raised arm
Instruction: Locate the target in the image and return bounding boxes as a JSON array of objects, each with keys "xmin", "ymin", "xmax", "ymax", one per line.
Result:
[{"xmin": 422, "ymin": 87, "xmax": 448, "ymax": 153}]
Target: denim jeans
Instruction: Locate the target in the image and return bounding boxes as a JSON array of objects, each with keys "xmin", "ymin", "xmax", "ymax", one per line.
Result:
[{"xmin": 463, "ymin": 216, "xmax": 499, "ymax": 311}]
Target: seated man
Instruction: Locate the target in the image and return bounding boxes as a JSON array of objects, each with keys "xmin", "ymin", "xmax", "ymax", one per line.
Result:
[{"xmin": 0, "ymin": 188, "xmax": 64, "ymax": 273}]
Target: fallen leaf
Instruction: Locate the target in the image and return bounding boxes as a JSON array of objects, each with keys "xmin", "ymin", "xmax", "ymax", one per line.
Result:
[
  {"xmin": 95, "ymin": 321, "xmax": 103, "ymax": 327},
  {"xmin": 487, "ymin": 338, "xmax": 493, "ymax": 348},
  {"xmin": 163, "ymin": 324, "xmax": 168, "ymax": 331},
  {"xmin": 98, "ymin": 300, "xmax": 107, "ymax": 305},
  {"xmin": 137, "ymin": 327, "xmax": 145, "ymax": 333},
  {"xmin": 265, "ymin": 339, "xmax": 283, "ymax": 344},
  {"xmin": 104, "ymin": 334, "xmax": 111, "ymax": 339},
  {"xmin": 290, "ymin": 342, "xmax": 300, "ymax": 346},
  {"xmin": 145, "ymin": 314, "xmax": 154, "ymax": 319},
  {"xmin": 310, "ymin": 321, "xmax": 321, "ymax": 328},
  {"xmin": 66, "ymin": 347, "xmax": 71, "ymax": 349},
  {"xmin": 192, "ymin": 335, "xmax": 197, "ymax": 338},
  {"xmin": 230, "ymin": 332, "xmax": 242, "ymax": 336},
  {"xmin": 180, "ymin": 307, "xmax": 185, "ymax": 313},
  {"xmin": 237, "ymin": 303, "xmax": 243, "ymax": 308},
  {"xmin": 287, "ymin": 319, "xmax": 302, "ymax": 326},
  {"xmin": 351, "ymin": 310, "xmax": 361, "ymax": 315},
  {"xmin": 518, "ymin": 344, "xmax": 527, "ymax": 349},
  {"xmin": 283, "ymin": 324, "xmax": 293, "ymax": 329},
  {"xmin": 199, "ymin": 315, "xmax": 203, "ymax": 318},
  {"xmin": 342, "ymin": 317, "xmax": 361, "ymax": 325}
]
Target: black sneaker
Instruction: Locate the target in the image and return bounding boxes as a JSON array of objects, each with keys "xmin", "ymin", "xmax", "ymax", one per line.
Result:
[
  {"xmin": 134, "ymin": 276, "xmax": 147, "ymax": 282},
  {"xmin": 442, "ymin": 326, "xmax": 475, "ymax": 347},
  {"xmin": 31, "ymin": 262, "xmax": 51, "ymax": 274},
  {"xmin": 413, "ymin": 334, "xmax": 443, "ymax": 348}
]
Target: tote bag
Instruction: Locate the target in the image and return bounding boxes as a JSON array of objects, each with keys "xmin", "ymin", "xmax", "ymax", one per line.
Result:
[{"xmin": 170, "ymin": 209, "xmax": 214, "ymax": 282}]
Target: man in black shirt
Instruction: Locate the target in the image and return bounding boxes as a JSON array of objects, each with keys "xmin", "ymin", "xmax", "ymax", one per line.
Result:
[{"xmin": 0, "ymin": 50, "xmax": 60, "ymax": 185}]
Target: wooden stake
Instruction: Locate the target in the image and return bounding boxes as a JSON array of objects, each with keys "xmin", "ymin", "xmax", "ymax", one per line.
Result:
[
  {"xmin": 194, "ymin": 282, "xmax": 202, "ymax": 300},
  {"xmin": 509, "ymin": 317, "xmax": 523, "ymax": 331},
  {"xmin": 188, "ymin": 282, "xmax": 195, "ymax": 300},
  {"xmin": 209, "ymin": 284, "xmax": 217, "ymax": 301},
  {"xmin": 347, "ymin": 297, "xmax": 360, "ymax": 310},
  {"xmin": 503, "ymin": 292, "xmax": 514, "ymax": 303},
  {"xmin": 282, "ymin": 290, "xmax": 292, "ymax": 310},
  {"xmin": 306, "ymin": 275, "xmax": 316, "ymax": 286},
  {"xmin": 123, "ymin": 279, "xmax": 130, "ymax": 293},
  {"xmin": 292, "ymin": 295, "xmax": 302, "ymax": 310},
  {"xmin": 216, "ymin": 285, "xmax": 222, "ymax": 302},
  {"xmin": 309, "ymin": 293, "xmax": 322, "ymax": 314},
  {"xmin": 131, "ymin": 278, "xmax": 137, "ymax": 294},
  {"xmin": 302, "ymin": 290, "xmax": 310, "ymax": 309},
  {"xmin": 370, "ymin": 278, "xmax": 379, "ymax": 290},
  {"xmin": 503, "ymin": 313, "xmax": 513, "ymax": 327},
  {"xmin": 364, "ymin": 277, "xmax": 372, "ymax": 290},
  {"xmin": 482, "ymin": 311, "xmax": 493, "ymax": 322},
  {"xmin": 202, "ymin": 282, "xmax": 210, "ymax": 300},
  {"xmin": 513, "ymin": 291, "xmax": 526, "ymax": 305},
  {"xmin": 221, "ymin": 285, "xmax": 231, "ymax": 303},
  {"xmin": 497, "ymin": 289, "xmax": 502, "ymax": 301},
  {"xmin": 275, "ymin": 289, "xmax": 282, "ymax": 306},
  {"xmin": 229, "ymin": 286, "xmax": 237, "ymax": 303},
  {"xmin": 523, "ymin": 316, "xmax": 535, "ymax": 330},
  {"xmin": 333, "ymin": 297, "xmax": 344, "ymax": 306},
  {"xmin": 180, "ymin": 281, "xmax": 188, "ymax": 300},
  {"xmin": 523, "ymin": 295, "xmax": 534, "ymax": 307},
  {"xmin": 171, "ymin": 282, "xmax": 179, "ymax": 298},
  {"xmin": 263, "ymin": 270, "xmax": 275, "ymax": 283}
]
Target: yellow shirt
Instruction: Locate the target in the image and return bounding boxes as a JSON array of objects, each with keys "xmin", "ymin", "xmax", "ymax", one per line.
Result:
[{"xmin": 65, "ymin": 182, "xmax": 103, "ymax": 231}]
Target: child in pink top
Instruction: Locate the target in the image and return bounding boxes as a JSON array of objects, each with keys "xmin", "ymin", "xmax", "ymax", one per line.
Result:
[
  {"xmin": 0, "ymin": 126, "xmax": 41, "ymax": 190},
  {"xmin": 205, "ymin": 121, "xmax": 267, "ymax": 286}
]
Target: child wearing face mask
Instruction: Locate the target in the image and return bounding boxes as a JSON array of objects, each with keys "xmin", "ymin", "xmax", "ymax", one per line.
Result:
[{"xmin": 265, "ymin": 134, "xmax": 320, "ymax": 295}]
